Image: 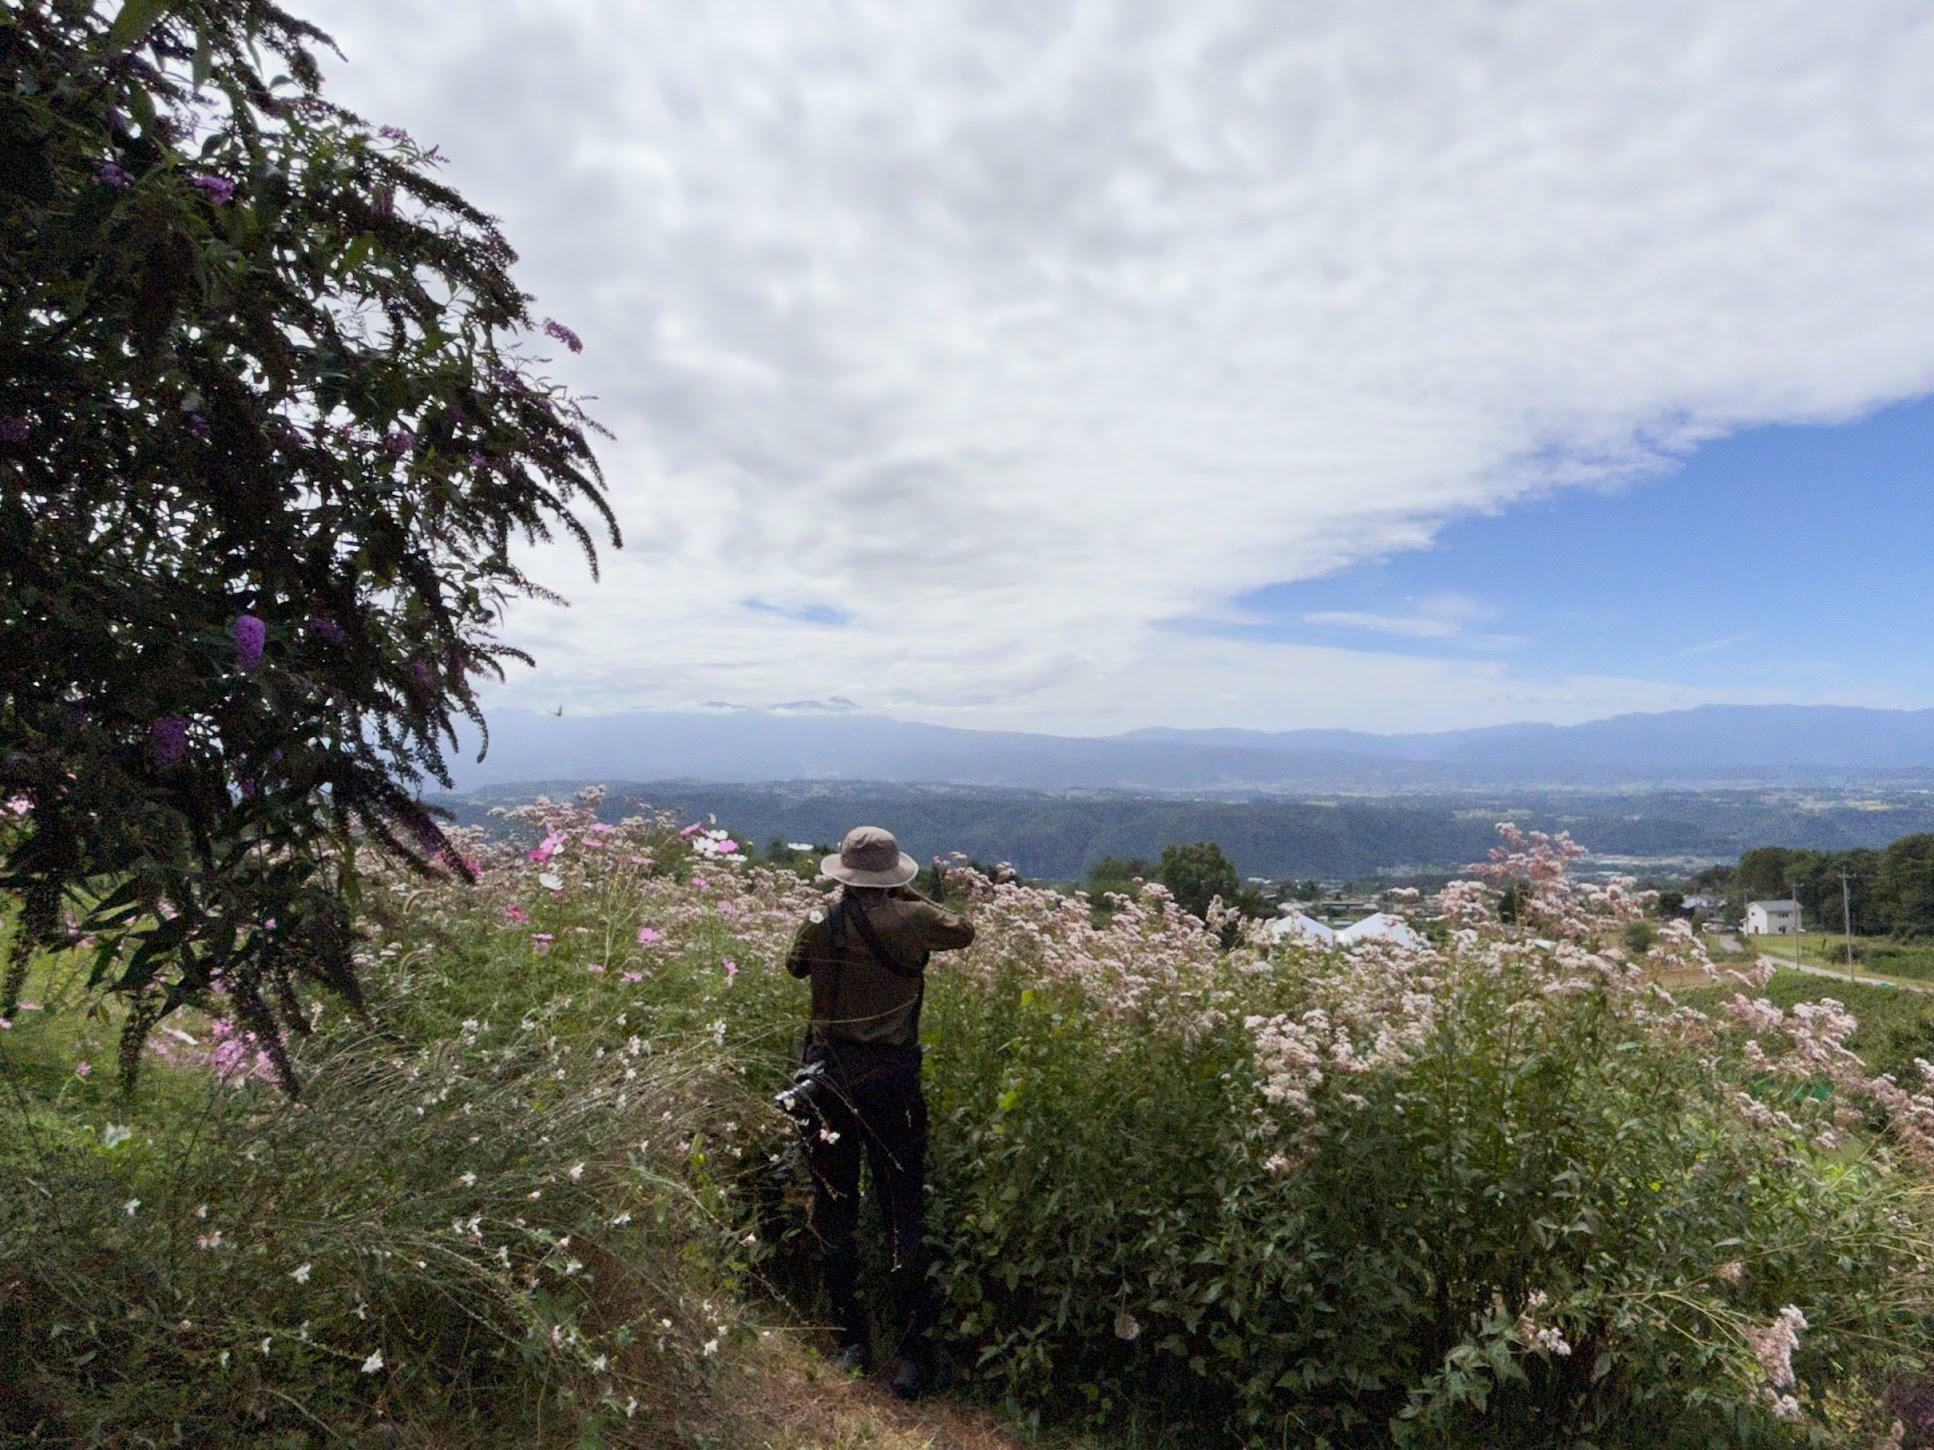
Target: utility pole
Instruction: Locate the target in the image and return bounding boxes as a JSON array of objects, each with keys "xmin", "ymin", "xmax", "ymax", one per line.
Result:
[
  {"xmin": 1789, "ymin": 881, "xmax": 1802, "ymax": 974},
  {"xmin": 1842, "ymin": 871, "xmax": 1856, "ymax": 984}
]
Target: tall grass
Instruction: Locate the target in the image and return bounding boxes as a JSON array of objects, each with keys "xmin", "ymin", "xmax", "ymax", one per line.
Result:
[{"xmin": 0, "ymin": 902, "xmax": 767, "ymax": 1444}]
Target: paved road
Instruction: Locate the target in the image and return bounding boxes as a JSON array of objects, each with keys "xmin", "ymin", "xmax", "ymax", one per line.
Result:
[{"xmin": 1757, "ymin": 953, "xmax": 1934, "ymax": 996}]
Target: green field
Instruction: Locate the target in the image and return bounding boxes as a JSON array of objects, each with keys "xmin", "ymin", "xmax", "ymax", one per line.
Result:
[{"xmin": 1748, "ymin": 931, "xmax": 1934, "ymax": 983}]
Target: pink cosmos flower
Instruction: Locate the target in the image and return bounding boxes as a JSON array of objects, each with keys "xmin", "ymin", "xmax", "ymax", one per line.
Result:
[
  {"xmin": 622, "ymin": 971, "xmax": 644, "ymax": 984},
  {"xmin": 680, "ymin": 822, "xmax": 703, "ymax": 838},
  {"xmin": 505, "ymin": 904, "xmax": 530, "ymax": 924},
  {"xmin": 636, "ymin": 927, "xmax": 662, "ymax": 945},
  {"xmin": 532, "ymin": 933, "xmax": 555, "ymax": 956},
  {"xmin": 723, "ymin": 958, "xmax": 739, "ymax": 984},
  {"xmin": 691, "ymin": 875, "xmax": 707, "ymax": 890},
  {"xmin": 74, "ymin": 1061, "xmax": 93, "ymax": 1079},
  {"xmin": 587, "ymin": 963, "xmax": 605, "ymax": 975}
]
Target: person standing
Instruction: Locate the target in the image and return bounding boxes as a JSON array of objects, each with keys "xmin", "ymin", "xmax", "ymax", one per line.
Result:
[{"xmin": 784, "ymin": 825, "xmax": 975, "ymax": 1400}]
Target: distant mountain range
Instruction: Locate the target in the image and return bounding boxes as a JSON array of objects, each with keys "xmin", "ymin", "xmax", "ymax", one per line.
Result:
[{"xmin": 445, "ymin": 704, "xmax": 1934, "ymax": 793}]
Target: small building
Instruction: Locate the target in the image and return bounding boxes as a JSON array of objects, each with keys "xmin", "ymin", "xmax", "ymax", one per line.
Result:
[
  {"xmin": 1269, "ymin": 911, "xmax": 1336, "ymax": 945},
  {"xmin": 1337, "ymin": 912, "xmax": 1420, "ymax": 949},
  {"xmin": 1744, "ymin": 900, "xmax": 1802, "ymax": 936},
  {"xmin": 1683, "ymin": 894, "xmax": 1726, "ymax": 915}
]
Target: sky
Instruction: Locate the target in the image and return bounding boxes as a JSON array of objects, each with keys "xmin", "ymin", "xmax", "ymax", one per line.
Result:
[{"xmin": 318, "ymin": 1, "xmax": 1934, "ymax": 737}]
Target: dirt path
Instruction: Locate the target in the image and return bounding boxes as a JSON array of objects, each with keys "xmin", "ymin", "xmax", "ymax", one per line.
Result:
[
  {"xmin": 1759, "ymin": 953, "xmax": 1934, "ymax": 995},
  {"xmin": 737, "ymin": 1334, "xmax": 1032, "ymax": 1450}
]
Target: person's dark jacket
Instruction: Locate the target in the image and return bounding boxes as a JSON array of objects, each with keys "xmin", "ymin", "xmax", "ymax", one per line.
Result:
[{"xmin": 785, "ymin": 887, "xmax": 974, "ymax": 1047}]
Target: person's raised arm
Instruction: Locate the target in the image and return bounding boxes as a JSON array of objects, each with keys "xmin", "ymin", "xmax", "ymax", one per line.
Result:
[
  {"xmin": 908, "ymin": 896, "xmax": 974, "ymax": 952},
  {"xmin": 785, "ymin": 917, "xmax": 815, "ymax": 979}
]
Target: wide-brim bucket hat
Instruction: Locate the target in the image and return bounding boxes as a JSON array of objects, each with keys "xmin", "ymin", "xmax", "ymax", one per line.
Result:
[{"xmin": 822, "ymin": 825, "xmax": 919, "ymax": 888}]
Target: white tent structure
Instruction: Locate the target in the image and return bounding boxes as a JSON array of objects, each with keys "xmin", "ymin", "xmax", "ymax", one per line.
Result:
[
  {"xmin": 1269, "ymin": 911, "xmax": 1336, "ymax": 945},
  {"xmin": 1336, "ymin": 913, "xmax": 1420, "ymax": 949}
]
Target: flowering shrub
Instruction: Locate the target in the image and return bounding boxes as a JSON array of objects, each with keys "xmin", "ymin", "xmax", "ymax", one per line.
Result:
[{"xmin": 0, "ymin": 0, "xmax": 615, "ymax": 1089}]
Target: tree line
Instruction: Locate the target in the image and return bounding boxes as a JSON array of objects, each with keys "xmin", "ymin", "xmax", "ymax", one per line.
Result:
[{"xmin": 1685, "ymin": 834, "xmax": 1934, "ymax": 937}]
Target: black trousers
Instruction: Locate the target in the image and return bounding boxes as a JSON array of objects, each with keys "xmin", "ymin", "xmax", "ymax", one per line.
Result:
[{"xmin": 799, "ymin": 1039, "xmax": 933, "ymax": 1358}]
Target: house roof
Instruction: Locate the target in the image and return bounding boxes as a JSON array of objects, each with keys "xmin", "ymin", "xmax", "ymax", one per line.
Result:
[{"xmin": 1748, "ymin": 899, "xmax": 1802, "ymax": 912}]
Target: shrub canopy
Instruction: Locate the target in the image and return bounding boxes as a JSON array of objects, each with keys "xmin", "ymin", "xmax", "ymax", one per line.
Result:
[{"xmin": 0, "ymin": 0, "xmax": 616, "ymax": 1086}]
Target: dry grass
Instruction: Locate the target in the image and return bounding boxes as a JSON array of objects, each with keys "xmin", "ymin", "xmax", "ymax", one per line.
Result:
[{"xmin": 726, "ymin": 1332, "xmax": 1034, "ymax": 1450}]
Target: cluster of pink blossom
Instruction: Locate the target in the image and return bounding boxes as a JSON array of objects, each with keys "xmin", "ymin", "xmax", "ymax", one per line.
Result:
[
  {"xmin": 1514, "ymin": 1289, "xmax": 1573, "ymax": 1358},
  {"xmin": 1746, "ymin": 1305, "xmax": 1809, "ymax": 1390}
]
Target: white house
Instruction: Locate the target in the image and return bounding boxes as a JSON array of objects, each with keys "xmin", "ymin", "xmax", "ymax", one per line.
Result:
[
  {"xmin": 1744, "ymin": 900, "xmax": 1803, "ymax": 936},
  {"xmin": 1269, "ymin": 911, "xmax": 1336, "ymax": 945},
  {"xmin": 1336, "ymin": 913, "xmax": 1420, "ymax": 949}
]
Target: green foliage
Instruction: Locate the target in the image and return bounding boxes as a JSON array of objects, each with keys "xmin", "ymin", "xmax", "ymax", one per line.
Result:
[
  {"xmin": 1157, "ymin": 842, "xmax": 1241, "ymax": 921},
  {"xmin": 0, "ymin": 0, "xmax": 616, "ymax": 1086},
  {"xmin": 921, "ymin": 952, "xmax": 1933, "ymax": 1445}
]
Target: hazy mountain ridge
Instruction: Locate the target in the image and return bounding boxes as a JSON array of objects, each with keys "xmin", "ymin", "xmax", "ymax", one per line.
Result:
[
  {"xmin": 434, "ymin": 779, "xmax": 1934, "ymax": 883},
  {"xmin": 447, "ymin": 704, "xmax": 1934, "ymax": 794}
]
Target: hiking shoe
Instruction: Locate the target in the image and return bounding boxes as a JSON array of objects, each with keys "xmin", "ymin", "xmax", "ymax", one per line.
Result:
[
  {"xmin": 829, "ymin": 1341, "xmax": 869, "ymax": 1377},
  {"xmin": 889, "ymin": 1352, "xmax": 930, "ymax": 1401}
]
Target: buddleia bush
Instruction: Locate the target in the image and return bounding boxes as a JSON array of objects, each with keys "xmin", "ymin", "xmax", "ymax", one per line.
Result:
[{"xmin": 0, "ymin": 0, "xmax": 616, "ymax": 1088}]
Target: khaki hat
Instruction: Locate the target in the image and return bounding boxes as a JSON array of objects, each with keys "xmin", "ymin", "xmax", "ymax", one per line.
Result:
[{"xmin": 822, "ymin": 825, "xmax": 919, "ymax": 888}]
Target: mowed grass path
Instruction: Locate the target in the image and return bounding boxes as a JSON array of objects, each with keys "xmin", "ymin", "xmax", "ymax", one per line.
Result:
[{"xmin": 1750, "ymin": 931, "xmax": 1934, "ymax": 985}]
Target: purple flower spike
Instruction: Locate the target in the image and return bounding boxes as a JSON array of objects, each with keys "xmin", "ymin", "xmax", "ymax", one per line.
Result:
[
  {"xmin": 97, "ymin": 160, "xmax": 133, "ymax": 189},
  {"xmin": 543, "ymin": 319, "xmax": 584, "ymax": 354},
  {"xmin": 305, "ymin": 615, "xmax": 346, "ymax": 645},
  {"xmin": 385, "ymin": 427, "xmax": 416, "ymax": 457},
  {"xmin": 379, "ymin": 125, "xmax": 413, "ymax": 144},
  {"xmin": 150, "ymin": 715, "xmax": 189, "ymax": 767},
  {"xmin": 188, "ymin": 174, "xmax": 236, "ymax": 204},
  {"xmin": 232, "ymin": 614, "xmax": 266, "ymax": 671}
]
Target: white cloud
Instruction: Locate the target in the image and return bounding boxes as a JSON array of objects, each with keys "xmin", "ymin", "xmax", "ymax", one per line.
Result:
[
  {"xmin": 1302, "ymin": 592, "xmax": 1509, "ymax": 641},
  {"xmin": 314, "ymin": 1, "xmax": 1934, "ymax": 732},
  {"xmin": 1676, "ymin": 631, "xmax": 1757, "ymax": 657},
  {"xmin": 1303, "ymin": 612, "xmax": 1462, "ymax": 640}
]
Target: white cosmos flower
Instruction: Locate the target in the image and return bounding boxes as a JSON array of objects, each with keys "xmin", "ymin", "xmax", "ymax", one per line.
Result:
[
  {"xmin": 290, "ymin": 1262, "xmax": 312, "ymax": 1283},
  {"xmin": 360, "ymin": 1349, "xmax": 384, "ymax": 1373}
]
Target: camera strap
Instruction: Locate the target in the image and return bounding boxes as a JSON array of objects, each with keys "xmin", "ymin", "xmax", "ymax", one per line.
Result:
[{"xmin": 843, "ymin": 897, "xmax": 927, "ymax": 979}]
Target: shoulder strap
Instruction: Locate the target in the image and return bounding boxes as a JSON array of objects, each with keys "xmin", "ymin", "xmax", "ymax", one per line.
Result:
[{"xmin": 845, "ymin": 897, "xmax": 927, "ymax": 979}]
